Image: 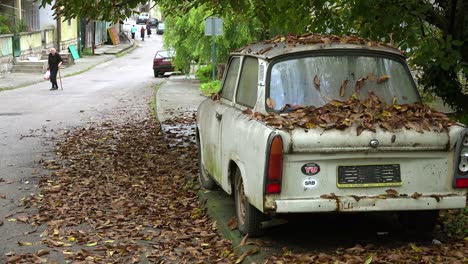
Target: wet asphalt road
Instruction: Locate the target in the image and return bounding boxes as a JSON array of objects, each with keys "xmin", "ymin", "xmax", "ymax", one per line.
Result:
[{"xmin": 0, "ymin": 32, "xmax": 164, "ymax": 257}]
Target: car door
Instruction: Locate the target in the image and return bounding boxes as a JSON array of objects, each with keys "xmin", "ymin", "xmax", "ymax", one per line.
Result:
[
  {"xmin": 199, "ymin": 57, "xmax": 241, "ymax": 188},
  {"xmin": 219, "ymin": 56, "xmax": 259, "ymax": 190}
]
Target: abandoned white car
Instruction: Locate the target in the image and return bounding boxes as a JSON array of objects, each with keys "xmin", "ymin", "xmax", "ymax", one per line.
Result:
[{"xmin": 196, "ymin": 34, "xmax": 468, "ymax": 237}]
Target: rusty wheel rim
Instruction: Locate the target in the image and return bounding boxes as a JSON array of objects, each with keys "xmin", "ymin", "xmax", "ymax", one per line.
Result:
[{"xmin": 236, "ymin": 175, "xmax": 246, "ymax": 227}]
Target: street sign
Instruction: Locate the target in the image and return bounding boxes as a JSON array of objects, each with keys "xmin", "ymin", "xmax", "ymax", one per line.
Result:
[{"xmin": 204, "ymin": 17, "xmax": 223, "ymax": 36}]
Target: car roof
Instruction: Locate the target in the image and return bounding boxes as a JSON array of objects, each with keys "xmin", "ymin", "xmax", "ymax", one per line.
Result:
[{"xmin": 232, "ymin": 33, "xmax": 405, "ymax": 60}]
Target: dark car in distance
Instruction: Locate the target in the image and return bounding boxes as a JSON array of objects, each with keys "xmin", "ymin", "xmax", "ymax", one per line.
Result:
[
  {"xmin": 153, "ymin": 50, "xmax": 175, "ymax": 77},
  {"xmin": 150, "ymin": 18, "xmax": 158, "ymax": 27},
  {"xmin": 156, "ymin": 22, "xmax": 165, "ymax": 35}
]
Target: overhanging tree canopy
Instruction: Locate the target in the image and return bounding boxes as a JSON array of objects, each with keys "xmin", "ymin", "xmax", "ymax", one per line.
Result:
[{"xmin": 41, "ymin": 0, "xmax": 467, "ymax": 112}]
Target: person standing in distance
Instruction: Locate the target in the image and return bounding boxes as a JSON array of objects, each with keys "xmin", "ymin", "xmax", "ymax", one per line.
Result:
[
  {"xmin": 146, "ymin": 21, "xmax": 151, "ymax": 38},
  {"xmin": 140, "ymin": 26, "xmax": 145, "ymax": 41},
  {"xmin": 48, "ymin": 48, "xmax": 63, "ymax": 90},
  {"xmin": 130, "ymin": 25, "xmax": 137, "ymax": 40}
]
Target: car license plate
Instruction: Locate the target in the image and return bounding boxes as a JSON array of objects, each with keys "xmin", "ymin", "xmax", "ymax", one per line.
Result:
[{"xmin": 337, "ymin": 164, "xmax": 402, "ymax": 188}]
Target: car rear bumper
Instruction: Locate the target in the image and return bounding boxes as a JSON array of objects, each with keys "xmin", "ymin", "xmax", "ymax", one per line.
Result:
[
  {"xmin": 272, "ymin": 194, "xmax": 467, "ymax": 213},
  {"xmin": 153, "ymin": 65, "xmax": 174, "ymax": 73}
]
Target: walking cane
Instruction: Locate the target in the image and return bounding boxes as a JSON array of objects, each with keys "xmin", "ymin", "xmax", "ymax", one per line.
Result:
[{"xmin": 58, "ymin": 68, "xmax": 63, "ymax": 90}]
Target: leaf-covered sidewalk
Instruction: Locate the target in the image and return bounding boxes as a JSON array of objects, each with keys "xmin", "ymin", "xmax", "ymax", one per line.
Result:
[{"xmin": 6, "ymin": 112, "xmax": 234, "ymax": 263}]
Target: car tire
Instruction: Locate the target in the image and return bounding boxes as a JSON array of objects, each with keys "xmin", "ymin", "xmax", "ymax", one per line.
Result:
[
  {"xmin": 398, "ymin": 210, "xmax": 439, "ymax": 233},
  {"xmin": 197, "ymin": 136, "xmax": 217, "ymax": 190},
  {"xmin": 154, "ymin": 70, "xmax": 159, "ymax": 78},
  {"xmin": 234, "ymin": 168, "xmax": 265, "ymax": 237}
]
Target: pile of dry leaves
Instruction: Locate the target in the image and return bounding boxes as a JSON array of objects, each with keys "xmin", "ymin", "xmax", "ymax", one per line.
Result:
[
  {"xmin": 8, "ymin": 113, "xmax": 234, "ymax": 263},
  {"xmin": 243, "ymin": 92, "xmax": 456, "ymax": 135},
  {"xmin": 237, "ymin": 33, "xmax": 400, "ymax": 55}
]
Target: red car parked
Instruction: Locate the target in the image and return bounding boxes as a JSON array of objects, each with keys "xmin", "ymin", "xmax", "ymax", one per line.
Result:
[{"xmin": 153, "ymin": 50, "xmax": 175, "ymax": 77}]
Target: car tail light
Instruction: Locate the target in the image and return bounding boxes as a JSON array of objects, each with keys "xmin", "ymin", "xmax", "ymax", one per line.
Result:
[
  {"xmin": 454, "ymin": 130, "xmax": 468, "ymax": 188},
  {"xmin": 455, "ymin": 178, "xmax": 468, "ymax": 188},
  {"xmin": 154, "ymin": 58, "xmax": 163, "ymax": 63},
  {"xmin": 265, "ymin": 135, "xmax": 283, "ymax": 194}
]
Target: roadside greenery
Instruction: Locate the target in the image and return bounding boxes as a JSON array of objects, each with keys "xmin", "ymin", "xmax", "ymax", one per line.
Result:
[
  {"xmin": 0, "ymin": 15, "xmax": 10, "ymax": 34},
  {"xmin": 163, "ymin": 4, "xmax": 260, "ymax": 72},
  {"xmin": 195, "ymin": 65, "xmax": 212, "ymax": 83},
  {"xmin": 200, "ymin": 80, "xmax": 221, "ymax": 95}
]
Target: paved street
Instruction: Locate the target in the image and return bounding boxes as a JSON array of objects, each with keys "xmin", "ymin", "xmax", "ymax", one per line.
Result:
[{"xmin": 0, "ymin": 33, "xmax": 164, "ymax": 259}]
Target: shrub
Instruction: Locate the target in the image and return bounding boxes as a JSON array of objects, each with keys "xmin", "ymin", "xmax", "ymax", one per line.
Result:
[
  {"xmin": 0, "ymin": 15, "xmax": 11, "ymax": 34},
  {"xmin": 11, "ymin": 19, "xmax": 28, "ymax": 33},
  {"xmin": 200, "ymin": 80, "xmax": 221, "ymax": 95},
  {"xmin": 195, "ymin": 65, "xmax": 213, "ymax": 83},
  {"xmin": 82, "ymin": 48, "xmax": 93, "ymax": 56}
]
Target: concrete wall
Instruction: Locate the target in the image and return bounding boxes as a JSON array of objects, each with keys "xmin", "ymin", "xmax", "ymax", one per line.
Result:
[
  {"xmin": 18, "ymin": 31, "xmax": 43, "ymax": 59},
  {"xmin": 0, "ymin": 34, "xmax": 14, "ymax": 73},
  {"xmin": 60, "ymin": 18, "xmax": 77, "ymax": 51},
  {"xmin": 43, "ymin": 28, "xmax": 55, "ymax": 49}
]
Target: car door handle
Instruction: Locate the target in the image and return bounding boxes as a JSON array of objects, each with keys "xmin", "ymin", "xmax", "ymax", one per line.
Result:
[{"xmin": 215, "ymin": 112, "xmax": 222, "ymax": 121}]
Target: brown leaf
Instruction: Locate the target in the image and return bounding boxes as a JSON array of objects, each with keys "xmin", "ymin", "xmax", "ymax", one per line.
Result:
[
  {"xmin": 227, "ymin": 217, "xmax": 238, "ymax": 230},
  {"xmin": 345, "ymin": 244, "xmax": 366, "ymax": 254},
  {"xmin": 16, "ymin": 216, "xmax": 29, "ymax": 223},
  {"xmin": 313, "ymin": 75, "xmax": 320, "ymax": 90},
  {"xmin": 210, "ymin": 93, "xmax": 220, "ymax": 101},
  {"xmin": 385, "ymin": 189, "xmax": 399, "ymax": 197},
  {"xmin": 235, "ymin": 247, "xmax": 259, "ymax": 264},
  {"xmin": 377, "ymin": 75, "xmax": 390, "ymax": 84},
  {"xmin": 355, "ymin": 77, "xmax": 367, "ymax": 93},
  {"xmin": 411, "ymin": 192, "xmax": 422, "ymax": 199},
  {"xmin": 242, "ymin": 108, "xmax": 253, "ymax": 115},
  {"xmin": 7, "ymin": 256, "xmax": 23, "ymax": 263},
  {"xmin": 36, "ymin": 249, "xmax": 50, "ymax": 257},
  {"xmin": 239, "ymin": 234, "xmax": 249, "ymax": 247},
  {"xmin": 340, "ymin": 80, "xmax": 348, "ymax": 97},
  {"xmin": 320, "ymin": 193, "xmax": 338, "ymax": 199},
  {"xmin": 266, "ymin": 98, "xmax": 276, "ymax": 109}
]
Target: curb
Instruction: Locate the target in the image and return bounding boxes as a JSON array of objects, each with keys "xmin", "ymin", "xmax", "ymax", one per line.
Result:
[{"xmin": 115, "ymin": 43, "xmax": 137, "ymax": 57}]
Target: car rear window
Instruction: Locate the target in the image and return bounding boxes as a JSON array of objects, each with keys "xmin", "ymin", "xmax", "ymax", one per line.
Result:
[
  {"xmin": 269, "ymin": 53, "xmax": 419, "ymax": 110},
  {"xmin": 155, "ymin": 51, "xmax": 175, "ymax": 58}
]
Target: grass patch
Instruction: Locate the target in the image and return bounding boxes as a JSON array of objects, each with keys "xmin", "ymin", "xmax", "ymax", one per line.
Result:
[
  {"xmin": 82, "ymin": 48, "xmax": 93, "ymax": 56},
  {"xmin": 200, "ymin": 80, "xmax": 221, "ymax": 96}
]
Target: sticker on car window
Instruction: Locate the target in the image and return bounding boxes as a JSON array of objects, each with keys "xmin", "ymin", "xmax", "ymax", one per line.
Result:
[{"xmin": 303, "ymin": 177, "xmax": 319, "ymax": 189}]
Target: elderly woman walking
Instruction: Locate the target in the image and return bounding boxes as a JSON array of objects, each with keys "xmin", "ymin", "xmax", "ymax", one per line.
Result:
[{"xmin": 47, "ymin": 48, "xmax": 63, "ymax": 90}]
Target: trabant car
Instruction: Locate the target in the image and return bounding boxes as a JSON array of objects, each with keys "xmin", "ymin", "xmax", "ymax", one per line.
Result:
[{"xmin": 196, "ymin": 34, "xmax": 468, "ymax": 237}]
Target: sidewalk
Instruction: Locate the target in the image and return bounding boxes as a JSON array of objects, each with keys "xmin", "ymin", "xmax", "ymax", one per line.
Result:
[{"xmin": 0, "ymin": 43, "xmax": 135, "ymax": 91}]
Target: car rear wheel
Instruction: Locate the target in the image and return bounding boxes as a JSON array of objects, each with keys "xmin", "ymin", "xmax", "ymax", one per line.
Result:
[
  {"xmin": 197, "ymin": 137, "xmax": 216, "ymax": 190},
  {"xmin": 398, "ymin": 210, "xmax": 439, "ymax": 234},
  {"xmin": 234, "ymin": 168, "xmax": 265, "ymax": 237},
  {"xmin": 153, "ymin": 70, "xmax": 159, "ymax": 78}
]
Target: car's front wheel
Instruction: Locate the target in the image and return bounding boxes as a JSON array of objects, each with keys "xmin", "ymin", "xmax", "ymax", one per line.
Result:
[
  {"xmin": 234, "ymin": 168, "xmax": 265, "ymax": 237},
  {"xmin": 197, "ymin": 137, "xmax": 216, "ymax": 190},
  {"xmin": 398, "ymin": 210, "xmax": 439, "ymax": 234},
  {"xmin": 153, "ymin": 69, "xmax": 159, "ymax": 78}
]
